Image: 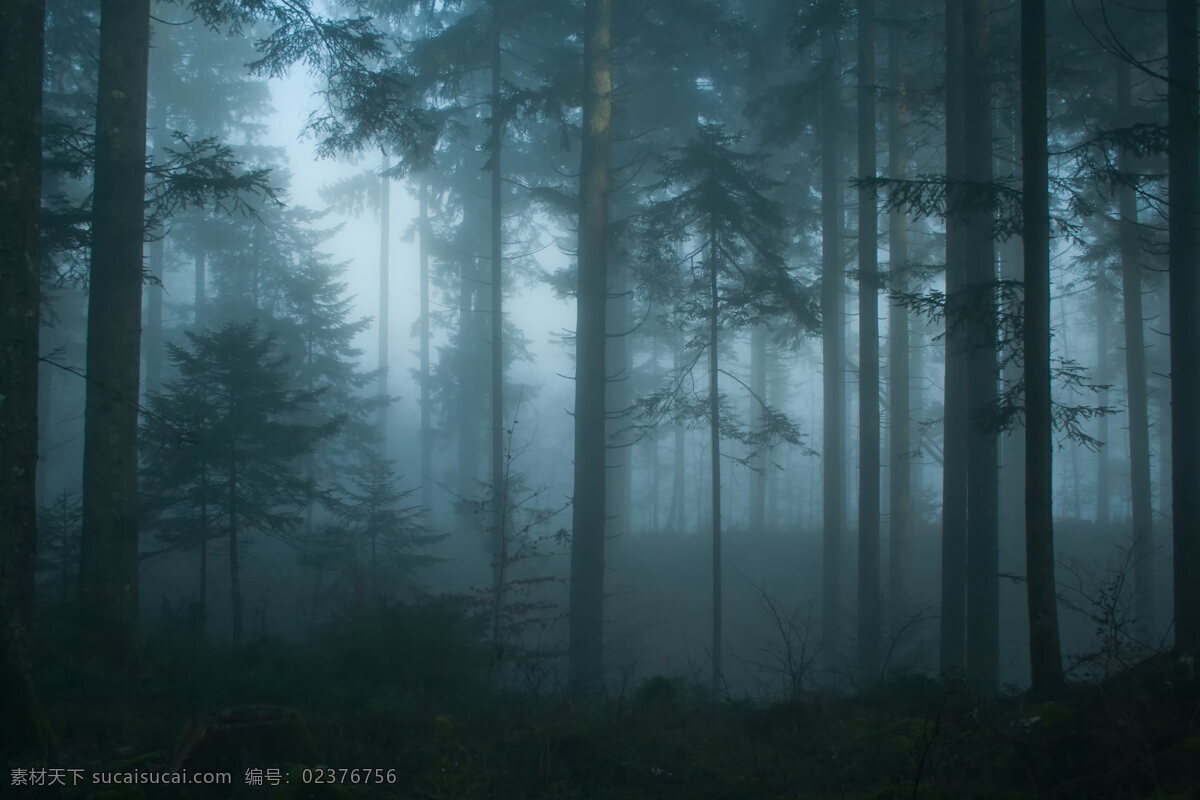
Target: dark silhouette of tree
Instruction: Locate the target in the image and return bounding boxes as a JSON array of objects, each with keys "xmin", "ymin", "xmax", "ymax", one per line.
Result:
[
  {"xmin": 569, "ymin": 0, "xmax": 612, "ymax": 697},
  {"xmin": 0, "ymin": 0, "xmax": 52, "ymax": 760},
  {"xmin": 1021, "ymin": 0, "xmax": 1064, "ymax": 695},
  {"xmin": 1168, "ymin": 0, "xmax": 1200, "ymax": 653}
]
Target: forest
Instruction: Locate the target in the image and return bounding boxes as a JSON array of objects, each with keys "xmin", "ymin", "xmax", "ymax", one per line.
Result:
[{"xmin": 1, "ymin": 0, "xmax": 1199, "ymax": 797}]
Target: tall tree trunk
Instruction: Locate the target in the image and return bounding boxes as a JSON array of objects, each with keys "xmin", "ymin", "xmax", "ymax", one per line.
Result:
[
  {"xmin": 79, "ymin": 0, "xmax": 151, "ymax": 665},
  {"xmin": 194, "ymin": 249, "xmax": 206, "ymax": 327},
  {"xmin": 1116, "ymin": 63, "xmax": 1154, "ymax": 637},
  {"xmin": 568, "ymin": 0, "xmax": 611, "ymax": 696},
  {"xmin": 378, "ymin": 150, "xmax": 390, "ymax": 451},
  {"xmin": 228, "ymin": 450, "xmax": 242, "ymax": 646},
  {"xmin": 963, "ymin": 0, "xmax": 999, "ymax": 696},
  {"xmin": 607, "ymin": 256, "xmax": 631, "ymax": 541},
  {"xmin": 708, "ymin": 219, "xmax": 723, "ymax": 696},
  {"xmin": 820, "ymin": 21, "xmax": 846, "ymax": 665},
  {"xmin": 857, "ymin": 0, "xmax": 881, "ymax": 683},
  {"xmin": 198, "ymin": 467, "xmax": 208, "ymax": 641},
  {"xmin": 886, "ymin": 12, "xmax": 913, "ymax": 630},
  {"xmin": 1021, "ymin": 0, "xmax": 1064, "ymax": 694},
  {"xmin": 419, "ymin": 179, "xmax": 433, "ymax": 513},
  {"xmin": 940, "ymin": 0, "xmax": 969, "ymax": 678},
  {"xmin": 1168, "ymin": 0, "xmax": 1200, "ymax": 653},
  {"xmin": 489, "ymin": 0, "xmax": 507, "ymax": 651},
  {"xmin": 144, "ymin": 93, "xmax": 167, "ymax": 392},
  {"xmin": 750, "ymin": 324, "xmax": 767, "ymax": 534},
  {"xmin": 1094, "ymin": 277, "xmax": 1110, "ymax": 526},
  {"xmin": 0, "ymin": 0, "xmax": 52, "ymax": 760}
]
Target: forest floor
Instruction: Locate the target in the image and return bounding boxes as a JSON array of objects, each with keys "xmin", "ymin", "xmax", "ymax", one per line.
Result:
[{"xmin": 14, "ymin": 599, "xmax": 1200, "ymax": 800}]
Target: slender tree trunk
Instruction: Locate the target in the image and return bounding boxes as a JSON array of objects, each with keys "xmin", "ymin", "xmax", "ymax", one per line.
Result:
[
  {"xmin": 229, "ymin": 448, "xmax": 242, "ymax": 646},
  {"xmin": 820, "ymin": 22, "xmax": 846, "ymax": 665},
  {"xmin": 79, "ymin": 0, "xmax": 151, "ymax": 665},
  {"xmin": 378, "ymin": 150, "xmax": 390, "ymax": 451},
  {"xmin": 144, "ymin": 95, "xmax": 167, "ymax": 392},
  {"xmin": 1116, "ymin": 63, "xmax": 1155, "ymax": 637},
  {"xmin": 1021, "ymin": 0, "xmax": 1064, "ymax": 694},
  {"xmin": 940, "ymin": 0, "xmax": 969, "ymax": 678},
  {"xmin": 489, "ymin": 0, "xmax": 507, "ymax": 651},
  {"xmin": 887, "ymin": 14, "xmax": 913, "ymax": 629},
  {"xmin": 0, "ymin": 0, "xmax": 51, "ymax": 760},
  {"xmin": 1095, "ymin": 277, "xmax": 1110, "ymax": 526},
  {"xmin": 568, "ymin": 0, "xmax": 611, "ymax": 696},
  {"xmin": 198, "ymin": 467, "xmax": 208, "ymax": 641},
  {"xmin": 708, "ymin": 219, "xmax": 723, "ymax": 696},
  {"xmin": 419, "ymin": 180, "xmax": 433, "ymax": 513},
  {"xmin": 1168, "ymin": 0, "xmax": 1200, "ymax": 653},
  {"xmin": 857, "ymin": 0, "xmax": 881, "ymax": 683},
  {"xmin": 194, "ymin": 249, "xmax": 206, "ymax": 327},
  {"xmin": 750, "ymin": 324, "xmax": 767, "ymax": 534},
  {"xmin": 964, "ymin": 0, "xmax": 999, "ymax": 696},
  {"xmin": 607, "ymin": 256, "xmax": 631, "ymax": 541}
]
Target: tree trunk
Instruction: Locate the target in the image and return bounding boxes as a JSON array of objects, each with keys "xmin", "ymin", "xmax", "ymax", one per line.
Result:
[
  {"xmin": 750, "ymin": 324, "xmax": 767, "ymax": 534},
  {"xmin": 857, "ymin": 0, "xmax": 881, "ymax": 683},
  {"xmin": 963, "ymin": 0, "xmax": 999, "ymax": 696},
  {"xmin": 708, "ymin": 219, "xmax": 723, "ymax": 696},
  {"xmin": 0, "ymin": 0, "xmax": 52, "ymax": 760},
  {"xmin": 820, "ymin": 21, "xmax": 846, "ymax": 665},
  {"xmin": 607, "ymin": 257, "xmax": 631, "ymax": 541},
  {"xmin": 229, "ymin": 449, "xmax": 242, "ymax": 646},
  {"xmin": 1094, "ymin": 277, "xmax": 1110, "ymax": 526},
  {"xmin": 144, "ymin": 94, "xmax": 167, "ymax": 392},
  {"xmin": 1168, "ymin": 0, "xmax": 1200, "ymax": 653},
  {"xmin": 195, "ymin": 249, "xmax": 207, "ymax": 327},
  {"xmin": 79, "ymin": 0, "xmax": 151, "ymax": 665},
  {"xmin": 886, "ymin": 13, "xmax": 913, "ymax": 631},
  {"xmin": 489, "ymin": 0, "xmax": 507, "ymax": 652},
  {"xmin": 419, "ymin": 179, "xmax": 433, "ymax": 513},
  {"xmin": 378, "ymin": 150, "xmax": 390, "ymax": 451},
  {"xmin": 940, "ymin": 0, "xmax": 969, "ymax": 678},
  {"xmin": 568, "ymin": 0, "xmax": 611, "ymax": 696},
  {"xmin": 1021, "ymin": 0, "xmax": 1064, "ymax": 694},
  {"xmin": 1116, "ymin": 63, "xmax": 1154, "ymax": 637}
]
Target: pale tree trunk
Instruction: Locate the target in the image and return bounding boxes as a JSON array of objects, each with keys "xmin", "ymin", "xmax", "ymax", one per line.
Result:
[
  {"xmin": 79, "ymin": 0, "xmax": 151, "ymax": 665},
  {"xmin": 749, "ymin": 324, "xmax": 767, "ymax": 534},
  {"xmin": 886, "ymin": 12, "xmax": 913, "ymax": 630},
  {"xmin": 489, "ymin": 0, "xmax": 507, "ymax": 651},
  {"xmin": 708, "ymin": 220, "xmax": 723, "ymax": 696},
  {"xmin": 940, "ymin": 0, "xmax": 969, "ymax": 677},
  {"xmin": 1167, "ymin": 0, "xmax": 1200, "ymax": 652},
  {"xmin": 1021, "ymin": 0, "xmax": 1064, "ymax": 694},
  {"xmin": 820, "ymin": 21, "xmax": 846, "ymax": 665},
  {"xmin": 143, "ymin": 87, "xmax": 167, "ymax": 392},
  {"xmin": 1116, "ymin": 63, "xmax": 1154, "ymax": 637},
  {"xmin": 568, "ymin": 0, "xmax": 611, "ymax": 696},
  {"xmin": 963, "ymin": 0, "xmax": 999, "ymax": 696},
  {"xmin": 378, "ymin": 151, "xmax": 390, "ymax": 451},
  {"xmin": 0, "ymin": 0, "xmax": 52, "ymax": 760},
  {"xmin": 856, "ymin": 0, "xmax": 881, "ymax": 683},
  {"xmin": 419, "ymin": 179, "xmax": 433, "ymax": 513},
  {"xmin": 194, "ymin": 250, "xmax": 206, "ymax": 327}
]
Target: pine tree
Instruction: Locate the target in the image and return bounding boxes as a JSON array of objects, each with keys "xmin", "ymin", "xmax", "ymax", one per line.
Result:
[{"xmin": 142, "ymin": 322, "xmax": 335, "ymax": 644}]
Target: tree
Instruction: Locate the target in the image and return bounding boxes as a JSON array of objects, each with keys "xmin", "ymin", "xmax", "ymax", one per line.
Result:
[
  {"xmin": 639, "ymin": 125, "xmax": 804, "ymax": 695},
  {"xmin": 77, "ymin": 0, "xmax": 151, "ymax": 666},
  {"xmin": 142, "ymin": 322, "xmax": 334, "ymax": 644},
  {"xmin": 1021, "ymin": 0, "xmax": 1064, "ymax": 694},
  {"xmin": 856, "ymin": 0, "xmax": 882, "ymax": 683},
  {"xmin": 962, "ymin": 0, "xmax": 999, "ymax": 696},
  {"xmin": 820, "ymin": 8, "xmax": 846, "ymax": 668},
  {"xmin": 0, "ymin": 0, "xmax": 52, "ymax": 759},
  {"xmin": 1168, "ymin": 0, "xmax": 1200, "ymax": 653},
  {"xmin": 569, "ymin": 0, "xmax": 612, "ymax": 697}
]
